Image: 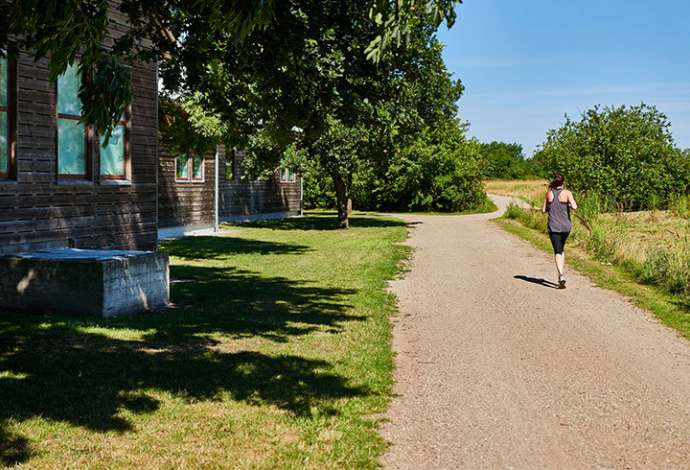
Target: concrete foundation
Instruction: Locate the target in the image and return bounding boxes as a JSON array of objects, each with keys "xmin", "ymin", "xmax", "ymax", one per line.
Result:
[
  {"xmin": 0, "ymin": 249, "xmax": 169, "ymax": 317},
  {"xmin": 158, "ymin": 224, "xmax": 216, "ymax": 240}
]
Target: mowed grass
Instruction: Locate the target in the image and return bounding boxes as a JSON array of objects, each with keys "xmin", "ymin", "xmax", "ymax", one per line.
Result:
[
  {"xmin": 0, "ymin": 214, "xmax": 410, "ymax": 469},
  {"xmin": 484, "ymin": 179, "xmax": 547, "ymax": 205}
]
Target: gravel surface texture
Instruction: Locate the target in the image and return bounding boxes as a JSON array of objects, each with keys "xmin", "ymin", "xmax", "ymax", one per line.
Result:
[{"xmin": 381, "ymin": 195, "xmax": 690, "ymax": 469}]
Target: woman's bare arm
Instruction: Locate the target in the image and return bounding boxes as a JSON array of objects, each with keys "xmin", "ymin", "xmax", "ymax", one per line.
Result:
[
  {"xmin": 567, "ymin": 191, "xmax": 578, "ymax": 210},
  {"xmin": 541, "ymin": 192, "xmax": 549, "ymax": 213}
]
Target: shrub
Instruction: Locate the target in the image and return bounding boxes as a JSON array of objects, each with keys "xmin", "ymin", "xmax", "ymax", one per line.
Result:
[
  {"xmin": 532, "ymin": 104, "xmax": 690, "ymax": 211},
  {"xmin": 504, "ymin": 202, "xmax": 525, "ymax": 220},
  {"xmin": 639, "ymin": 246, "xmax": 690, "ymax": 296},
  {"xmin": 669, "ymin": 194, "xmax": 690, "ymax": 219},
  {"xmin": 479, "ymin": 141, "xmax": 539, "ymax": 180}
]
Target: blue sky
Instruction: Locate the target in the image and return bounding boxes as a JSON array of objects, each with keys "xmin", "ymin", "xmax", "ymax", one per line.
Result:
[{"xmin": 437, "ymin": 0, "xmax": 690, "ymax": 156}]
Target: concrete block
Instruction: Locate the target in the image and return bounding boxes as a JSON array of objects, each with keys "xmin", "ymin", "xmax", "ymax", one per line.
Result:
[{"xmin": 0, "ymin": 249, "xmax": 169, "ymax": 317}]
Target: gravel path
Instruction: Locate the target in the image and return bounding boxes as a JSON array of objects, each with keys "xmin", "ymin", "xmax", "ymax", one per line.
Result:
[{"xmin": 381, "ymin": 195, "xmax": 690, "ymax": 469}]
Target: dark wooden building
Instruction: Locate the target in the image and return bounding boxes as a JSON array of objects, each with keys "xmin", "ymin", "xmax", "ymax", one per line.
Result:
[
  {"xmin": 157, "ymin": 146, "xmax": 302, "ymax": 237},
  {"xmin": 158, "ymin": 148, "xmax": 216, "ymax": 236},
  {"xmin": 0, "ymin": 10, "xmax": 159, "ymax": 254},
  {"xmin": 220, "ymin": 149, "xmax": 302, "ymax": 222}
]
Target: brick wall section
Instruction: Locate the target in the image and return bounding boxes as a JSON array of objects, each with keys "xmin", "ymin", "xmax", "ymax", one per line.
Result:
[{"xmin": 0, "ymin": 7, "xmax": 159, "ymax": 254}]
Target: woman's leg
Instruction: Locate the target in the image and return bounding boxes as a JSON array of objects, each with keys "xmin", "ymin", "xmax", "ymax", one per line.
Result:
[
  {"xmin": 548, "ymin": 232, "xmax": 569, "ymax": 281},
  {"xmin": 555, "ymin": 252, "xmax": 565, "ymax": 276}
]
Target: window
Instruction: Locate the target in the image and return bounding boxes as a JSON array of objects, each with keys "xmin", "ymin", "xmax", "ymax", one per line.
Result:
[
  {"xmin": 99, "ymin": 114, "xmax": 129, "ymax": 179},
  {"xmin": 175, "ymin": 154, "xmax": 204, "ymax": 182},
  {"xmin": 280, "ymin": 167, "xmax": 296, "ymax": 183},
  {"xmin": 0, "ymin": 54, "xmax": 16, "ymax": 179},
  {"xmin": 57, "ymin": 64, "xmax": 89, "ymax": 178},
  {"xmin": 192, "ymin": 155, "xmax": 204, "ymax": 181}
]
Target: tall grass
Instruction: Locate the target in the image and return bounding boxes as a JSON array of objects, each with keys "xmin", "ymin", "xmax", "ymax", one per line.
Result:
[
  {"xmin": 669, "ymin": 193, "xmax": 690, "ymax": 219},
  {"xmin": 504, "ymin": 200, "xmax": 690, "ymax": 304}
]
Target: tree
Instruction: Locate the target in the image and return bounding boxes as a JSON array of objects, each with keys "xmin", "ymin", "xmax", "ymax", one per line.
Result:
[
  {"xmin": 344, "ymin": 32, "xmax": 488, "ymax": 213},
  {"xmin": 202, "ymin": 2, "xmax": 469, "ymax": 227},
  {"xmin": 532, "ymin": 104, "xmax": 690, "ymax": 210},
  {"xmin": 2, "ymin": 0, "xmax": 461, "ymax": 137},
  {"xmin": 478, "ymin": 141, "xmax": 536, "ymax": 179}
]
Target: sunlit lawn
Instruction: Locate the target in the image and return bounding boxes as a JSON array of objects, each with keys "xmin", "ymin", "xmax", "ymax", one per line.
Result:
[{"xmin": 0, "ymin": 214, "xmax": 410, "ymax": 469}]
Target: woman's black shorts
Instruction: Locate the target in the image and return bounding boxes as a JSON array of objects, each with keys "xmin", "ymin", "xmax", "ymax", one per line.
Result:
[{"xmin": 548, "ymin": 231, "xmax": 570, "ymax": 254}]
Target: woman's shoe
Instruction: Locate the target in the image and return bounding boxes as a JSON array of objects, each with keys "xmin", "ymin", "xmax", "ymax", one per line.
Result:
[{"xmin": 558, "ymin": 275, "xmax": 566, "ymax": 289}]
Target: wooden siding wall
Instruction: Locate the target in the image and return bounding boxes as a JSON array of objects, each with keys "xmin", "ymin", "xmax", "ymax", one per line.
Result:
[
  {"xmin": 157, "ymin": 151, "xmax": 215, "ymax": 229},
  {"xmin": 219, "ymin": 148, "xmax": 302, "ymax": 218},
  {"xmin": 0, "ymin": 8, "xmax": 159, "ymax": 254},
  {"xmin": 157, "ymin": 146, "xmax": 301, "ymax": 229}
]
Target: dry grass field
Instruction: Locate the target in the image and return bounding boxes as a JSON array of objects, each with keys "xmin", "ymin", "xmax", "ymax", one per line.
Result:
[{"xmin": 484, "ymin": 179, "xmax": 547, "ymax": 205}]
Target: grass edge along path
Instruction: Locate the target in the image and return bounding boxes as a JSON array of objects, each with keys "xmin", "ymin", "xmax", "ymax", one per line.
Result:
[
  {"xmin": 495, "ymin": 218, "xmax": 690, "ymax": 342},
  {"xmin": 0, "ymin": 214, "xmax": 412, "ymax": 469}
]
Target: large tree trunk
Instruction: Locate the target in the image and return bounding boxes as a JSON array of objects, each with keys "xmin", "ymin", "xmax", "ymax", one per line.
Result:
[{"xmin": 333, "ymin": 174, "xmax": 350, "ymax": 229}]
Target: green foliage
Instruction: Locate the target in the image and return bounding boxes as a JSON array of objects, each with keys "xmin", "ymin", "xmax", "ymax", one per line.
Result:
[
  {"xmin": 503, "ymin": 202, "xmax": 525, "ymax": 220},
  {"xmin": 639, "ymin": 246, "xmax": 690, "ymax": 296},
  {"xmin": 532, "ymin": 104, "xmax": 690, "ymax": 210},
  {"xmin": 298, "ymin": 28, "xmax": 486, "ymax": 215},
  {"xmin": 669, "ymin": 194, "xmax": 690, "ymax": 219},
  {"xmin": 159, "ymin": 93, "xmax": 227, "ymax": 156},
  {"xmin": 4, "ymin": 0, "xmax": 459, "ymax": 136},
  {"xmin": 348, "ymin": 126, "xmax": 488, "ymax": 212},
  {"xmin": 479, "ymin": 141, "xmax": 537, "ymax": 179},
  {"xmin": 303, "ymin": 165, "xmax": 336, "ymax": 209},
  {"xmin": 365, "ymin": 0, "xmax": 460, "ymax": 61},
  {"xmin": 502, "ymin": 203, "xmax": 548, "ymax": 233}
]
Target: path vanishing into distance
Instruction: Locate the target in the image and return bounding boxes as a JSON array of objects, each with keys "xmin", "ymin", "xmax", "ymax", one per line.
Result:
[{"xmin": 381, "ymin": 195, "xmax": 690, "ymax": 469}]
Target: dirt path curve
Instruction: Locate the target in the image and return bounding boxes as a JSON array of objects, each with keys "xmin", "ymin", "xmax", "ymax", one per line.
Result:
[{"xmin": 381, "ymin": 195, "xmax": 690, "ymax": 469}]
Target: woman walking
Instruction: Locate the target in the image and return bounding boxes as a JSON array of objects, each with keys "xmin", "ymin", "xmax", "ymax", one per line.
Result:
[{"xmin": 542, "ymin": 174, "xmax": 577, "ymax": 289}]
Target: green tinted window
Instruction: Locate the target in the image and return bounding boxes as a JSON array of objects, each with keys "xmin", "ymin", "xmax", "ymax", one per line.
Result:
[
  {"xmin": 176, "ymin": 155, "xmax": 189, "ymax": 179},
  {"xmin": 192, "ymin": 156, "xmax": 204, "ymax": 179},
  {"xmin": 99, "ymin": 124, "xmax": 126, "ymax": 176},
  {"xmin": 0, "ymin": 112, "xmax": 7, "ymax": 174},
  {"xmin": 0, "ymin": 57, "xmax": 7, "ymax": 108},
  {"xmin": 57, "ymin": 64, "xmax": 82, "ymax": 116},
  {"xmin": 57, "ymin": 119, "xmax": 86, "ymax": 175}
]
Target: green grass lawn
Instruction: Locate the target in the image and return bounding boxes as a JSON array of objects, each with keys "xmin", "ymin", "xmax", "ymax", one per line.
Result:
[{"xmin": 0, "ymin": 214, "xmax": 410, "ymax": 469}]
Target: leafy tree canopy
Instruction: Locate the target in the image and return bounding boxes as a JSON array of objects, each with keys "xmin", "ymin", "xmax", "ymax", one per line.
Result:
[
  {"xmin": 289, "ymin": 17, "xmax": 488, "ymax": 218},
  {"xmin": 532, "ymin": 103, "xmax": 690, "ymax": 210},
  {"xmin": 478, "ymin": 141, "xmax": 539, "ymax": 180},
  {"xmin": 2, "ymin": 0, "xmax": 460, "ymax": 136}
]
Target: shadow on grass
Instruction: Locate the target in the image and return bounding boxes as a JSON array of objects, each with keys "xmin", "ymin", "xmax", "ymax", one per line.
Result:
[
  {"xmin": 234, "ymin": 214, "xmax": 408, "ymax": 231},
  {"xmin": 0, "ymin": 236, "xmax": 366, "ymax": 465},
  {"xmin": 0, "ymin": 426, "xmax": 30, "ymax": 467},
  {"xmin": 162, "ymin": 236, "xmax": 309, "ymax": 260}
]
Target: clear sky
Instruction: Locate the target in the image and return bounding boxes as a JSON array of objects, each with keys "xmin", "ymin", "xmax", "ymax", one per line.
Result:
[{"xmin": 437, "ymin": 0, "xmax": 690, "ymax": 156}]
